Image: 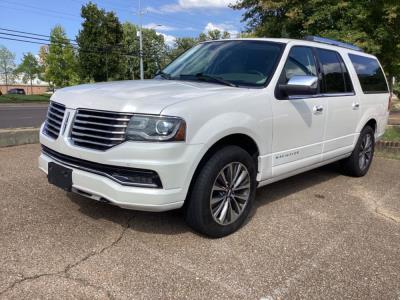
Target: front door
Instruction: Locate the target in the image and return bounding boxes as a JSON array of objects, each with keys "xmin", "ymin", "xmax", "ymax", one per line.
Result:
[{"xmin": 271, "ymin": 46, "xmax": 326, "ymax": 177}]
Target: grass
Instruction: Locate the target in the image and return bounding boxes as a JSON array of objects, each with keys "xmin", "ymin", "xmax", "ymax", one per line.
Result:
[
  {"xmin": 382, "ymin": 126, "xmax": 400, "ymax": 142},
  {"xmin": 377, "ymin": 125, "xmax": 400, "ymax": 160},
  {"xmin": 0, "ymin": 94, "xmax": 51, "ymax": 103}
]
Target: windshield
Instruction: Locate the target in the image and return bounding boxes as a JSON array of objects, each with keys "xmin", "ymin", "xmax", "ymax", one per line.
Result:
[{"xmin": 161, "ymin": 40, "xmax": 284, "ymax": 87}]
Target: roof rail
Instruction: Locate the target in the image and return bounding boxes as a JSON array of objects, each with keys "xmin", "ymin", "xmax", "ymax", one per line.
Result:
[{"xmin": 304, "ymin": 36, "xmax": 363, "ymax": 52}]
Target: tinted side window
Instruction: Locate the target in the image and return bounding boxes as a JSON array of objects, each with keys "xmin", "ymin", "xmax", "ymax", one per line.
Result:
[
  {"xmin": 317, "ymin": 49, "xmax": 348, "ymax": 93},
  {"xmin": 281, "ymin": 46, "xmax": 317, "ymax": 83},
  {"xmin": 340, "ymin": 60, "xmax": 354, "ymax": 93},
  {"xmin": 348, "ymin": 54, "xmax": 388, "ymax": 93}
]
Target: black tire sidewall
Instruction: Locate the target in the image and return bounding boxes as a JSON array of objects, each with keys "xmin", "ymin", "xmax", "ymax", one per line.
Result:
[
  {"xmin": 347, "ymin": 126, "xmax": 375, "ymax": 177},
  {"xmin": 186, "ymin": 146, "xmax": 257, "ymax": 238}
]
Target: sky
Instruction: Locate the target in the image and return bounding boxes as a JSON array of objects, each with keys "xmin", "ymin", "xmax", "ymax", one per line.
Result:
[{"xmin": 0, "ymin": 0, "xmax": 245, "ymax": 63}]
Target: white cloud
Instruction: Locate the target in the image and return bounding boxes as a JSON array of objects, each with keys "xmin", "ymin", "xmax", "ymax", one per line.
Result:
[
  {"xmin": 147, "ymin": 0, "xmax": 235, "ymax": 13},
  {"xmin": 157, "ymin": 32, "xmax": 176, "ymax": 47},
  {"xmin": 204, "ymin": 22, "xmax": 239, "ymax": 37},
  {"xmin": 143, "ymin": 23, "xmax": 176, "ymax": 32}
]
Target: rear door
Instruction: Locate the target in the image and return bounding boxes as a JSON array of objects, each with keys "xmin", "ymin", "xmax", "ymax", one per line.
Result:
[
  {"xmin": 347, "ymin": 54, "xmax": 390, "ymax": 138},
  {"xmin": 271, "ymin": 46, "xmax": 326, "ymax": 177},
  {"xmin": 315, "ymin": 48, "xmax": 360, "ymax": 160}
]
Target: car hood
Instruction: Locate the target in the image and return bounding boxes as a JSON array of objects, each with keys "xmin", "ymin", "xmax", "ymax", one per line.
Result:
[{"xmin": 51, "ymin": 79, "xmax": 239, "ymax": 115}]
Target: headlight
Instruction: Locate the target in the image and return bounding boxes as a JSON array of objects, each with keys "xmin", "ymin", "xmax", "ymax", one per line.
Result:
[{"xmin": 126, "ymin": 115, "xmax": 186, "ymax": 142}]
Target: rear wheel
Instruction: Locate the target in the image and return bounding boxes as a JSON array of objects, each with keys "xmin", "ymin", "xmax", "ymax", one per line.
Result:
[
  {"xmin": 184, "ymin": 146, "xmax": 257, "ymax": 238},
  {"xmin": 342, "ymin": 126, "xmax": 375, "ymax": 177}
]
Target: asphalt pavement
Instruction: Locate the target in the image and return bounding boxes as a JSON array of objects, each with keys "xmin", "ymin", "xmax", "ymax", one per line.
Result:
[
  {"xmin": 0, "ymin": 144, "xmax": 399, "ymax": 299},
  {"xmin": 0, "ymin": 104, "xmax": 48, "ymax": 129},
  {"xmin": 0, "ymin": 102, "xmax": 399, "ymax": 129}
]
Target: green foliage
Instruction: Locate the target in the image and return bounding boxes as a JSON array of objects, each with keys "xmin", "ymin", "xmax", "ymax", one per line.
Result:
[
  {"xmin": 0, "ymin": 94, "xmax": 51, "ymax": 103},
  {"xmin": 44, "ymin": 26, "xmax": 79, "ymax": 87},
  {"xmin": 141, "ymin": 27, "xmax": 168, "ymax": 78},
  {"xmin": 15, "ymin": 53, "xmax": 41, "ymax": 93},
  {"xmin": 382, "ymin": 126, "xmax": 400, "ymax": 142},
  {"xmin": 76, "ymin": 2, "xmax": 124, "ymax": 82},
  {"xmin": 0, "ymin": 45, "xmax": 16, "ymax": 86},
  {"xmin": 207, "ymin": 29, "xmax": 231, "ymax": 40},
  {"xmin": 121, "ymin": 22, "xmax": 139, "ymax": 80},
  {"xmin": 120, "ymin": 22, "xmax": 168, "ymax": 79},
  {"xmin": 169, "ymin": 29, "xmax": 231, "ymax": 61},
  {"xmin": 169, "ymin": 37, "xmax": 198, "ymax": 58},
  {"xmin": 233, "ymin": 0, "xmax": 400, "ymax": 79}
]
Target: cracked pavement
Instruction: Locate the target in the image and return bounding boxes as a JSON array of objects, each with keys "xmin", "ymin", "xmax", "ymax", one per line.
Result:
[{"xmin": 0, "ymin": 144, "xmax": 399, "ymax": 299}]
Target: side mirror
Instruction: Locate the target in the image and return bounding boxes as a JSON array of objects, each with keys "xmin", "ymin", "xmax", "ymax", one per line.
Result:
[{"xmin": 279, "ymin": 75, "xmax": 318, "ymax": 97}]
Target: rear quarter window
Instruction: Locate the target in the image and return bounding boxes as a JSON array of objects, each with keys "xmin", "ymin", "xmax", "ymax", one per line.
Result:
[
  {"xmin": 316, "ymin": 48, "xmax": 354, "ymax": 94},
  {"xmin": 348, "ymin": 54, "xmax": 388, "ymax": 93}
]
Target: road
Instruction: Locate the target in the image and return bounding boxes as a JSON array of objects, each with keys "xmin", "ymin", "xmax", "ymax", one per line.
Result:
[
  {"xmin": 0, "ymin": 104, "xmax": 48, "ymax": 129},
  {"xmin": 0, "ymin": 102, "xmax": 399, "ymax": 129},
  {"xmin": 0, "ymin": 144, "xmax": 399, "ymax": 299}
]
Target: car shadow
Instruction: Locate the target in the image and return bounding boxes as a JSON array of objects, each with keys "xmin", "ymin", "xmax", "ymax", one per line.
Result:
[
  {"xmin": 67, "ymin": 162, "xmax": 342, "ymax": 236},
  {"xmin": 255, "ymin": 162, "xmax": 341, "ymax": 208}
]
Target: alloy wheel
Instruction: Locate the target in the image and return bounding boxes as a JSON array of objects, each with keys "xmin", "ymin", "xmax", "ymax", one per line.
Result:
[
  {"xmin": 359, "ymin": 133, "xmax": 373, "ymax": 171},
  {"xmin": 210, "ymin": 162, "xmax": 251, "ymax": 225}
]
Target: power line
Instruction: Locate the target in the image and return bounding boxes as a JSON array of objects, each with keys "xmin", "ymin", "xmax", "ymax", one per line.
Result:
[
  {"xmin": 0, "ymin": 28, "xmax": 126, "ymax": 53},
  {"xmin": 0, "ymin": 27, "xmax": 78, "ymax": 43},
  {"xmin": 0, "ymin": 35, "xmax": 164, "ymax": 59},
  {"xmin": 0, "ymin": 32, "xmax": 79, "ymax": 47}
]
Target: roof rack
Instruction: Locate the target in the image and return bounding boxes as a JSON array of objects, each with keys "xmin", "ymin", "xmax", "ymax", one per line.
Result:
[{"xmin": 304, "ymin": 36, "xmax": 363, "ymax": 52}]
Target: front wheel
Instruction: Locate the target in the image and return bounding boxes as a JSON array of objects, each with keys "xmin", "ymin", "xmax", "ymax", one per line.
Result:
[
  {"xmin": 184, "ymin": 146, "xmax": 257, "ymax": 238},
  {"xmin": 342, "ymin": 125, "xmax": 375, "ymax": 177}
]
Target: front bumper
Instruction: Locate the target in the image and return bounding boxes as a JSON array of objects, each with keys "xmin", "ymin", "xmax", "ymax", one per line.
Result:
[
  {"xmin": 39, "ymin": 122, "xmax": 205, "ymax": 212},
  {"xmin": 39, "ymin": 153, "xmax": 185, "ymax": 211}
]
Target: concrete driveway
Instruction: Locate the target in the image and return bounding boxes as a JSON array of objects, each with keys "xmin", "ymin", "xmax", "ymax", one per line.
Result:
[{"xmin": 0, "ymin": 144, "xmax": 399, "ymax": 299}]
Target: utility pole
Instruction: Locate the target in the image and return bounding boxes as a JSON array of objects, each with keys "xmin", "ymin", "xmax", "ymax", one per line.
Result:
[{"xmin": 138, "ymin": 0, "xmax": 144, "ymax": 80}]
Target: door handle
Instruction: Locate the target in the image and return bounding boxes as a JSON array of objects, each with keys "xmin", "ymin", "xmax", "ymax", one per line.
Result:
[
  {"xmin": 352, "ymin": 103, "xmax": 360, "ymax": 110},
  {"xmin": 313, "ymin": 105, "xmax": 324, "ymax": 114}
]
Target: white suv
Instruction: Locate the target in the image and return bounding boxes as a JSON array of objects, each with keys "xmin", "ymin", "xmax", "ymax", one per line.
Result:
[{"xmin": 39, "ymin": 37, "xmax": 391, "ymax": 237}]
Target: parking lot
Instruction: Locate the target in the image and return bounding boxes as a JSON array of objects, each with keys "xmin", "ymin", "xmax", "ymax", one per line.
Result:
[{"xmin": 0, "ymin": 144, "xmax": 399, "ymax": 299}]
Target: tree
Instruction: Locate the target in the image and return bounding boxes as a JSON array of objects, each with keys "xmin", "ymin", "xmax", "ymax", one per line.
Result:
[
  {"xmin": 207, "ymin": 29, "xmax": 231, "ymax": 40},
  {"xmin": 38, "ymin": 45, "xmax": 49, "ymax": 82},
  {"xmin": 168, "ymin": 30, "xmax": 231, "ymax": 61},
  {"xmin": 232, "ymin": 0, "xmax": 400, "ymax": 84},
  {"xmin": 77, "ymin": 2, "xmax": 124, "ymax": 82},
  {"xmin": 0, "ymin": 45, "xmax": 16, "ymax": 92},
  {"xmin": 142, "ymin": 28, "xmax": 167, "ymax": 78},
  {"xmin": 15, "ymin": 53, "xmax": 41, "ymax": 95},
  {"xmin": 120, "ymin": 22, "xmax": 169, "ymax": 79},
  {"xmin": 45, "ymin": 25, "xmax": 79, "ymax": 87},
  {"xmin": 121, "ymin": 22, "xmax": 139, "ymax": 80}
]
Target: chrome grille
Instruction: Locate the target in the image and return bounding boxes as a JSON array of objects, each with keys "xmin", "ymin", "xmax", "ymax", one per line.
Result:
[
  {"xmin": 71, "ymin": 109, "xmax": 132, "ymax": 150},
  {"xmin": 44, "ymin": 102, "xmax": 66, "ymax": 139}
]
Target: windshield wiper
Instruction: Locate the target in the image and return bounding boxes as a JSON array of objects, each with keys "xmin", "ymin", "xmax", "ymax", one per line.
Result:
[
  {"xmin": 180, "ymin": 73, "xmax": 238, "ymax": 87},
  {"xmin": 195, "ymin": 73, "xmax": 238, "ymax": 87},
  {"xmin": 157, "ymin": 71, "xmax": 172, "ymax": 80}
]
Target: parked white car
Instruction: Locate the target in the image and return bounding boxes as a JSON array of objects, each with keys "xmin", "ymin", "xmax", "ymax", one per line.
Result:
[{"xmin": 39, "ymin": 37, "xmax": 391, "ymax": 237}]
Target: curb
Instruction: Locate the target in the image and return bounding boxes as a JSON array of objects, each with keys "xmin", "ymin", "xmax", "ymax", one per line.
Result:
[{"xmin": 0, "ymin": 128, "xmax": 40, "ymax": 147}]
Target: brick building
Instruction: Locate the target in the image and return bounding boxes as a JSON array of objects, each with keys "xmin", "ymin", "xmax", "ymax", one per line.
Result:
[{"xmin": 0, "ymin": 74, "xmax": 50, "ymax": 95}]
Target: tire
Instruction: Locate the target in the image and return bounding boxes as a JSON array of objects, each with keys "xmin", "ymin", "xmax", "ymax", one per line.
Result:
[
  {"xmin": 184, "ymin": 145, "xmax": 257, "ymax": 238},
  {"xmin": 342, "ymin": 126, "xmax": 375, "ymax": 177}
]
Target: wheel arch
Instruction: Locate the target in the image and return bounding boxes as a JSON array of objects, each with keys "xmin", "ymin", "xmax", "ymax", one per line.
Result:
[
  {"xmin": 184, "ymin": 133, "xmax": 260, "ymax": 205},
  {"xmin": 364, "ymin": 118, "xmax": 377, "ymax": 133}
]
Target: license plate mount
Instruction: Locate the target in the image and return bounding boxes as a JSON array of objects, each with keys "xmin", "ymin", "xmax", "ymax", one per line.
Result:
[{"xmin": 48, "ymin": 162, "xmax": 72, "ymax": 192}]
